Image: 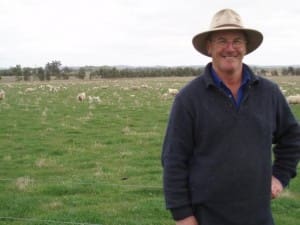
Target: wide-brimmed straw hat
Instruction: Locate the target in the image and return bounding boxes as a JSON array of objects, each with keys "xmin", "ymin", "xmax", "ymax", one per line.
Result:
[{"xmin": 192, "ymin": 8, "xmax": 263, "ymax": 56}]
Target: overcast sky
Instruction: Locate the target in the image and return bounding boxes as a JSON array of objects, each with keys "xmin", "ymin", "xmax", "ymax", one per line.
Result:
[{"xmin": 0, "ymin": 0, "xmax": 299, "ymax": 68}]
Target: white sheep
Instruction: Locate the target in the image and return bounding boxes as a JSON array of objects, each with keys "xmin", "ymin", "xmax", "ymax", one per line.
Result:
[
  {"xmin": 25, "ymin": 87, "xmax": 36, "ymax": 92},
  {"xmin": 77, "ymin": 92, "xmax": 86, "ymax": 101},
  {"xmin": 287, "ymin": 95, "xmax": 300, "ymax": 104},
  {"xmin": 88, "ymin": 96, "xmax": 101, "ymax": 104},
  {"xmin": 168, "ymin": 88, "xmax": 179, "ymax": 96},
  {"xmin": 46, "ymin": 84, "xmax": 60, "ymax": 92},
  {"xmin": 0, "ymin": 89, "xmax": 5, "ymax": 100}
]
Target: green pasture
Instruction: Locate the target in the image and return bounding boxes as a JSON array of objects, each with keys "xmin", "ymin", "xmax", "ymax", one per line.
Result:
[{"xmin": 0, "ymin": 76, "xmax": 299, "ymax": 225}]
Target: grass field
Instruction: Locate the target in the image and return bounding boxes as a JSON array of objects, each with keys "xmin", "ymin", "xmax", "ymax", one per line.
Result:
[{"xmin": 0, "ymin": 76, "xmax": 299, "ymax": 225}]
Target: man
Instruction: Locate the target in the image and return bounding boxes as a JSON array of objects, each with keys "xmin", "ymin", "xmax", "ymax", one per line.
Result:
[{"xmin": 162, "ymin": 9, "xmax": 300, "ymax": 225}]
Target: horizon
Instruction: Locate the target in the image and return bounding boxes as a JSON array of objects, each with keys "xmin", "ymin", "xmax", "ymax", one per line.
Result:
[{"xmin": 1, "ymin": 63, "xmax": 300, "ymax": 70}]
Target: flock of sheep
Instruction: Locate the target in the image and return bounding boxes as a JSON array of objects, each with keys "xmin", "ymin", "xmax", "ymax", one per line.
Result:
[
  {"xmin": 1, "ymin": 86, "xmax": 300, "ymax": 104},
  {"xmin": 76, "ymin": 88, "xmax": 179, "ymax": 103}
]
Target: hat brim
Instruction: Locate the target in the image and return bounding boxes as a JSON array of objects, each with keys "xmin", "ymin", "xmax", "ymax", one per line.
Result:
[{"xmin": 192, "ymin": 27, "xmax": 263, "ymax": 56}]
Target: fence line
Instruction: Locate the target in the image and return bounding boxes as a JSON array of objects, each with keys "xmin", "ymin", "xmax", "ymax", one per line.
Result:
[{"xmin": 0, "ymin": 178, "xmax": 162, "ymax": 189}]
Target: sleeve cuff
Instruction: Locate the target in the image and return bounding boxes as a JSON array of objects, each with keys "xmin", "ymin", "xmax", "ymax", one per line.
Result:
[
  {"xmin": 272, "ymin": 171, "xmax": 289, "ymax": 187},
  {"xmin": 170, "ymin": 205, "xmax": 194, "ymax": 221}
]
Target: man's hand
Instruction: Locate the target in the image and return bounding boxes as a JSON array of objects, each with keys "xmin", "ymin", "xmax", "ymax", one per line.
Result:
[
  {"xmin": 176, "ymin": 216, "xmax": 198, "ymax": 225},
  {"xmin": 271, "ymin": 175, "xmax": 283, "ymax": 199}
]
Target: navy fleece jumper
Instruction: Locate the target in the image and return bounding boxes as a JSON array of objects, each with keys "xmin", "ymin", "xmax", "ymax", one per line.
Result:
[{"xmin": 162, "ymin": 63, "xmax": 300, "ymax": 225}]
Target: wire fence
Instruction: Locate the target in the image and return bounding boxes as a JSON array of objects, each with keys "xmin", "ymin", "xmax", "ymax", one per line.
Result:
[{"xmin": 0, "ymin": 178, "xmax": 162, "ymax": 189}]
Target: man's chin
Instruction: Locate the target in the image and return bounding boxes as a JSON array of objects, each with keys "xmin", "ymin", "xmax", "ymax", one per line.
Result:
[{"xmin": 220, "ymin": 65, "xmax": 237, "ymax": 74}]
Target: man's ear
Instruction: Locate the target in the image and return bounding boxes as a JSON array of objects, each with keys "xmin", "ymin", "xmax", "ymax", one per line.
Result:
[{"xmin": 206, "ymin": 41, "xmax": 212, "ymax": 57}]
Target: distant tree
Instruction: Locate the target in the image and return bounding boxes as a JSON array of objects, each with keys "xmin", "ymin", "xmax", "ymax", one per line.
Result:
[
  {"xmin": 62, "ymin": 73, "xmax": 69, "ymax": 80},
  {"xmin": 271, "ymin": 69, "xmax": 279, "ymax": 76},
  {"xmin": 260, "ymin": 69, "xmax": 267, "ymax": 76},
  {"xmin": 0, "ymin": 69, "xmax": 12, "ymax": 76},
  {"xmin": 119, "ymin": 68, "xmax": 131, "ymax": 77},
  {"xmin": 31, "ymin": 67, "xmax": 46, "ymax": 81},
  {"xmin": 89, "ymin": 71, "xmax": 97, "ymax": 79},
  {"xmin": 23, "ymin": 67, "xmax": 32, "ymax": 81},
  {"xmin": 93, "ymin": 66, "xmax": 111, "ymax": 78},
  {"xmin": 45, "ymin": 60, "xmax": 62, "ymax": 79},
  {"xmin": 295, "ymin": 67, "xmax": 300, "ymax": 75},
  {"xmin": 281, "ymin": 67, "xmax": 289, "ymax": 76},
  {"xmin": 61, "ymin": 66, "xmax": 72, "ymax": 80},
  {"xmin": 77, "ymin": 67, "xmax": 86, "ymax": 80},
  {"xmin": 11, "ymin": 65, "xmax": 23, "ymax": 77},
  {"xmin": 288, "ymin": 66, "xmax": 295, "ymax": 75}
]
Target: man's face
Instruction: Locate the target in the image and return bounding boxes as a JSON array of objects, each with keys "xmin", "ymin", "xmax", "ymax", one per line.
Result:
[{"xmin": 207, "ymin": 30, "xmax": 247, "ymax": 74}]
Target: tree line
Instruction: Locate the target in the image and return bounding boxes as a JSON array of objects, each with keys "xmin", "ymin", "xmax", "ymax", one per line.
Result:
[
  {"xmin": 0, "ymin": 60, "xmax": 299, "ymax": 81},
  {"xmin": 0, "ymin": 60, "xmax": 203, "ymax": 81},
  {"xmin": 0, "ymin": 61, "xmax": 85, "ymax": 81},
  {"xmin": 89, "ymin": 66, "xmax": 202, "ymax": 79}
]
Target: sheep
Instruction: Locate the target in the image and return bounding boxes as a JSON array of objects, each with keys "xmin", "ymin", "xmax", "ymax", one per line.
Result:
[
  {"xmin": 77, "ymin": 92, "xmax": 86, "ymax": 101},
  {"xmin": 46, "ymin": 84, "xmax": 60, "ymax": 92},
  {"xmin": 0, "ymin": 89, "xmax": 5, "ymax": 100},
  {"xmin": 286, "ymin": 95, "xmax": 300, "ymax": 104},
  {"xmin": 161, "ymin": 88, "xmax": 179, "ymax": 100},
  {"xmin": 88, "ymin": 96, "xmax": 101, "ymax": 104},
  {"xmin": 141, "ymin": 84, "xmax": 149, "ymax": 89},
  {"xmin": 168, "ymin": 88, "xmax": 179, "ymax": 96},
  {"xmin": 25, "ymin": 87, "xmax": 36, "ymax": 92}
]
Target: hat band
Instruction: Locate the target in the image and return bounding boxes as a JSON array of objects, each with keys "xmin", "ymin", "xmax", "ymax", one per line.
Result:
[{"xmin": 213, "ymin": 23, "xmax": 243, "ymax": 29}]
